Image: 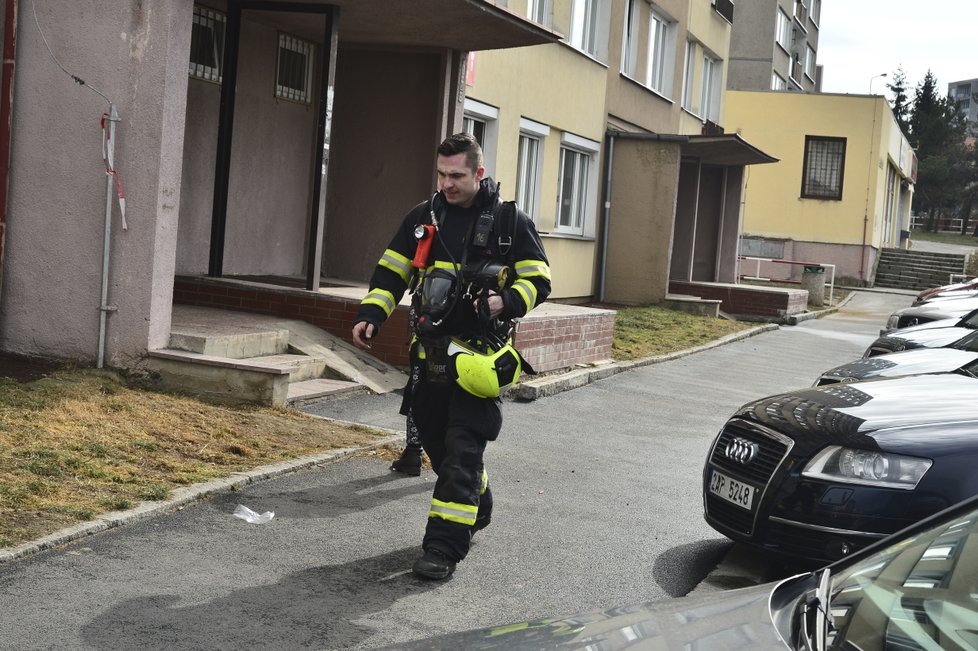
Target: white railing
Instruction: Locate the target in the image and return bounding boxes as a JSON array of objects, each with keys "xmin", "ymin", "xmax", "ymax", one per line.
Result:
[{"xmin": 738, "ymin": 256, "xmax": 836, "ymax": 304}]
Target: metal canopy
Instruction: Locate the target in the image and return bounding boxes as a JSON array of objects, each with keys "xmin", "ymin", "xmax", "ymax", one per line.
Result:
[
  {"xmin": 682, "ymin": 134, "xmax": 779, "ymax": 167},
  {"xmin": 244, "ymin": 0, "xmax": 560, "ymax": 49}
]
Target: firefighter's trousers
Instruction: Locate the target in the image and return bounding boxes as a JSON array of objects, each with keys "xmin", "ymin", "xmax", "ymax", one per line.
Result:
[{"xmin": 412, "ymin": 380, "xmax": 500, "ymax": 562}]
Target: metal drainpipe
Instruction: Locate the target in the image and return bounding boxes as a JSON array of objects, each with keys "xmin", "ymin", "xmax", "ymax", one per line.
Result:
[
  {"xmin": 599, "ymin": 132, "xmax": 615, "ymax": 303},
  {"xmin": 0, "ymin": 0, "xmax": 18, "ymax": 294},
  {"xmin": 97, "ymin": 104, "xmax": 118, "ymax": 368}
]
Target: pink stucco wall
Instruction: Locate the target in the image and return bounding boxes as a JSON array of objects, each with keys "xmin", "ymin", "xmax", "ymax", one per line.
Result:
[{"xmin": 0, "ymin": 0, "xmax": 191, "ymax": 364}]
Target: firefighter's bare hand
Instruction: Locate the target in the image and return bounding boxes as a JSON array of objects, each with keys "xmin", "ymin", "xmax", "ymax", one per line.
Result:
[
  {"xmin": 474, "ymin": 291, "xmax": 504, "ymax": 319},
  {"xmin": 352, "ymin": 321, "xmax": 375, "ymax": 350}
]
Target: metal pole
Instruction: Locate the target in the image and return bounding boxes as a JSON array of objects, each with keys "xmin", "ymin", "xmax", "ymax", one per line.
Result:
[{"xmin": 97, "ymin": 104, "xmax": 118, "ymax": 368}]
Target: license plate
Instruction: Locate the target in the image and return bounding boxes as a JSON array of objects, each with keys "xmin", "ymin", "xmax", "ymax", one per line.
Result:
[{"xmin": 709, "ymin": 469, "xmax": 755, "ymax": 510}]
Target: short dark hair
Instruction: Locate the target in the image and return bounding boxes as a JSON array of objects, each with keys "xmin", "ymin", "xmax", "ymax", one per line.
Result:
[{"xmin": 437, "ymin": 132, "xmax": 484, "ymax": 173}]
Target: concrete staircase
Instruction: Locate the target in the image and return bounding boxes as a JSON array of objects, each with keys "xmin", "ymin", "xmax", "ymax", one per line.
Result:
[
  {"xmin": 873, "ymin": 248, "xmax": 967, "ymax": 291},
  {"xmin": 141, "ymin": 306, "xmax": 407, "ymax": 407}
]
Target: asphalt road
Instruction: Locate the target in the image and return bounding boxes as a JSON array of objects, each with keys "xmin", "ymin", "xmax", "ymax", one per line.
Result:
[{"xmin": 0, "ymin": 289, "xmax": 915, "ymax": 651}]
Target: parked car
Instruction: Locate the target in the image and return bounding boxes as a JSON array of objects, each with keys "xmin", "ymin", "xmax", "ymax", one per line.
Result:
[
  {"xmin": 880, "ymin": 296, "xmax": 978, "ymax": 336},
  {"xmin": 817, "ymin": 341, "xmax": 978, "ymax": 386},
  {"xmin": 702, "ymin": 373, "xmax": 978, "ymax": 565},
  {"xmin": 866, "ymin": 308, "xmax": 978, "ymax": 357},
  {"xmin": 392, "ymin": 494, "xmax": 978, "ymax": 650},
  {"xmin": 914, "ymin": 276, "xmax": 978, "ymax": 304}
]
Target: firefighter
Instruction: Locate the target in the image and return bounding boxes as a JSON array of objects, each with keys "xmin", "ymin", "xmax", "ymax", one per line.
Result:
[{"xmin": 351, "ymin": 133, "xmax": 551, "ymax": 579}]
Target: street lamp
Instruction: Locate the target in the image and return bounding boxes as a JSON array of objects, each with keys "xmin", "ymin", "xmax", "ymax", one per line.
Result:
[{"xmin": 869, "ymin": 73, "xmax": 888, "ymax": 95}]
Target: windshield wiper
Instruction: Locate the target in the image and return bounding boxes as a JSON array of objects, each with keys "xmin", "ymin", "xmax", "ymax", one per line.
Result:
[{"xmin": 802, "ymin": 568, "xmax": 834, "ymax": 651}]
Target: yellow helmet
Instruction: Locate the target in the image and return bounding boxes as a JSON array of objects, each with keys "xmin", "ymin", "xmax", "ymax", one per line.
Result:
[{"xmin": 447, "ymin": 338, "xmax": 523, "ymax": 398}]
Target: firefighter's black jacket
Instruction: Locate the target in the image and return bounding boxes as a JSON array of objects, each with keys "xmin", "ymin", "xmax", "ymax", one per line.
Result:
[{"xmin": 355, "ymin": 178, "xmax": 551, "ymax": 339}]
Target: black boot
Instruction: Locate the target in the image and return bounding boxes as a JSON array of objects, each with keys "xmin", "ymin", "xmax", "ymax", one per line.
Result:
[
  {"xmin": 412, "ymin": 548, "xmax": 456, "ymax": 580},
  {"xmin": 390, "ymin": 446, "xmax": 422, "ymax": 476}
]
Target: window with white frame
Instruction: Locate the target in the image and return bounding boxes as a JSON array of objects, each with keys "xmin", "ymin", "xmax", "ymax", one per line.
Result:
[
  {"xmin": 276, "ymin": 33, "xmax": 314, "ymax": 103},
  {"xmin": 775, "ymin": 8, "xmax": 791, "ymax": 52},
  {"xmin": 463, "ymin": 98, "xmax": 499, "ymax": 177},
  {"xmin": 556, "ymin": 132, "xmax": 600, "ymax": 236},
  {"xmin": 700, "ymin": 54, "xmax": 722, "ymax": 123},
  {"xmin": 681, "ymin": 41, "xmax": 695, "ymax": 111},
  {"xmin": 810, "ymin": 0, "xmax": 821, "ymax": 24},
  {"xmin": 189, "ymin": 5, "xmax": 225, "ymax": 82},
  {"xmin": 772, "ymin": 72, "xmax": 786, "ymax": 90},
  {"xmin": 802, "ymin": 136, "xmax": 846, "ymax": 200},
  {"xmin": 622, "ymin": 1, "xmax": 676, "ymax": 97},
  {"xmin": 570, "ymin": 0, "xmax": 599, "ymax": 55},
  {"xmin": 515, "ymin": 118, "xmax": 549, "ymax": 225},
  {"xmin": 646, "ymin": 9, "xmax": 675, "ymax": 94},
  {"xmin": 805, "ymin": 44, "xmax": 816, "ymax": 80},
  {"xmin": 529, "ymin": 0, "xmax": 553, "ymax": 27}
]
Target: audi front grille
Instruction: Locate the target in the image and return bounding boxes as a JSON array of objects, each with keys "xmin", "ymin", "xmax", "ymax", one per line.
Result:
[{"xmin": 705, "ymin": 420, "xmax": 792, "ymax": 536}]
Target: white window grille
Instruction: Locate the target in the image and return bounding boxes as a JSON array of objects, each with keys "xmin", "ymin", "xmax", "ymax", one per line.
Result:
[
  {"xmin": 189, "ymin": 5, "xmax": 225, "ymax": 82},
  {"xmin": 276, "ymin": 33, "xmax": 315, "ymax": 104}
]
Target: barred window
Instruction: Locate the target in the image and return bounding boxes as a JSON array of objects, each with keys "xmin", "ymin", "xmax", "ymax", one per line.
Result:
[
  {"xmin": 801, "ymin": 136, "xmax": 846, "ymax": 200},
  {"xmin": 189, "ymin": 5, "xmax": 225, "ymax": 82},
  {"xmin": 276, "ymin": 33, "xmax": 314, "ymax": 104}
]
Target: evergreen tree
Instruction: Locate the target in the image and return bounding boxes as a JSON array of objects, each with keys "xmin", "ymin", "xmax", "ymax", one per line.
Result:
[
  {"xmin": 886, "ymin": 67, "xmax": 911, "ymax": 134},
  {"xmin": 908, "ymin": 70, "xmax": 970, "ymax": 232}
]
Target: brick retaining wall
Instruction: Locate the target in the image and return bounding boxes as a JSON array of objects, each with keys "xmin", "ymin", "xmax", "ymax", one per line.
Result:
[{"xmin": 174, "ymin": 276, "xmax": 614, "ymax": 373}]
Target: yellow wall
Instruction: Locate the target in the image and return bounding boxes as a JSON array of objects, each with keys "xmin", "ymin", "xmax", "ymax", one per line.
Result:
[
  {"xmin": 724, "ymin": 91, "xmax": 891, "ymax": 246},
  {"xmin": 468, "ymin": 37, "xmax": 608, "ymax": 300}
]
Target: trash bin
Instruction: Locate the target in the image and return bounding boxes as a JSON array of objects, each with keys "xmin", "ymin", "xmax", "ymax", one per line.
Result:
[{"xmin": 801, "ymin": 265, "xmax": 825, "ymax": 307}]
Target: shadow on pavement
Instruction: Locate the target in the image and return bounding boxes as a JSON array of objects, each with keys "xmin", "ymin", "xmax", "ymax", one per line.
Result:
[
  {"xmin": 80, "ymin": 546, "xmax": 439, "ymax": 650},
  {"xmin": 652, "ymin": 539, "xmax": 733, "ymax": 597}
]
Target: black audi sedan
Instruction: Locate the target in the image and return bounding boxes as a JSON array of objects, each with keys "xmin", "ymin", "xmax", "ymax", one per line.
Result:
[{"xmin": 703, "ymin": 373, "xmax": 978, "ymax": 565}]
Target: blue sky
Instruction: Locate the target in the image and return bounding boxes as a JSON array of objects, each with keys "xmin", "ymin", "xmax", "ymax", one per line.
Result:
[{"xmin": 817, "ymin": 1, "xmax": 976, "ymax": 97}]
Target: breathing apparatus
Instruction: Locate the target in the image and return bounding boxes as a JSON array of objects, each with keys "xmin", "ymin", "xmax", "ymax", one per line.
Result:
[{"xmin": 409, "ymin": 187, "xmax": 530, "ymax": 396}]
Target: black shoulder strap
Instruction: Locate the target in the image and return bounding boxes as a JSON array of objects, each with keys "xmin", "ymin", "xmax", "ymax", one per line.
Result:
[{"xmin": 496, "ymin": 201, "xmax": 518, "ymax": 260}]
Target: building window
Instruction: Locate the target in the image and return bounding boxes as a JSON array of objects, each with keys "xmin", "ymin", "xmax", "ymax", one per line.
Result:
[
  {"xmin": 622, "ymin": 1, "xmax": 676, "ymax": 97},
  {"xmin": 805, "ymin": 45, "xmax": 816, "ymax": 80},
  {"xmin": 529, "ymin": 0, "xmax": 553, "ymax": 27},
  {"xmin": 556, "ymin": 132, "xmax": 600, "ymax": 236},
  {"xmin": 681, "ymin": 41, "xmax": 695, "ymax": 111},
  {"xmin": 189, "ymin": 5, "xmax": 225, "ymax": 82},
  {"xmin": 700, "ymin": 55, "xmax": 722, "ymax": 123},
  {"xmin": 772, "ymin": 72, "xmax": 786, "ymax": 91},
  {"xmin": 570, "ymin": 0, "xmax": 599, "ymax": 55},
  {"xmin": 775, "ymin": 8, "xmax": 791, "ymax": 52},
  {"xmin": 802, "ymin": 136, "xmax": 846, "ymax": 200},
  {"xmin": 276, "ymin": 34, "xmax": 314, "ymax": 103},
  {"xmin": 646, "ymin": 10, "xmax": 674, "ymax": 93},
  {"xmin": 810, "ymin": 0, "xmax": 821, "ymax": 24},
  {"xmin": 463, "ymin": 98, "xmax": 499, "ymax": 177},
  {"xmin": 516, "ymin": 118, "xmax": 549, "ymax": 225}
]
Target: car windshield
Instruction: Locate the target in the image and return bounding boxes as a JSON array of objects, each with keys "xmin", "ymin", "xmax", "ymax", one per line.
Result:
[
  {"xmin": 950, "ymin": 330, "xmax": 978, "ymax": 352},
  {"xmin": 958, "ymin": 309, "xmax": 978, "ymax": 330},
  {"xmin": 822, "ymin": 504, "xmax": 978, "ymax": 650}
]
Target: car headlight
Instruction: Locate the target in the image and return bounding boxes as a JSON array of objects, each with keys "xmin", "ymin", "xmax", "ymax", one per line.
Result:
[{"xmin": 803, "ymin": 446, "xmax": 932, "ymax": 490}]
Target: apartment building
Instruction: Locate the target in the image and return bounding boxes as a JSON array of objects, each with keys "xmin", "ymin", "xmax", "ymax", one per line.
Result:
[
  {"xmin": 727, "ymin": 0, "xmax": 822, "ymax": 92},
  {"xmin": 949, "ymin": 78, "xmax": 978, "ymax": 128},
  {"xmin": 466, "ymin": 0, "xmax": 776, "ymax": 306}
]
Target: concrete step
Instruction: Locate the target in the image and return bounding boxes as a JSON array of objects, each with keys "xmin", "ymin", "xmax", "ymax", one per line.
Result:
[
  {"xmin": 168, "ymin": 327, "xmax": 290, "ymax": 359},
  {"xmin": 287, "ymin": 378, "xmax": 365, "ymax": 404}
]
